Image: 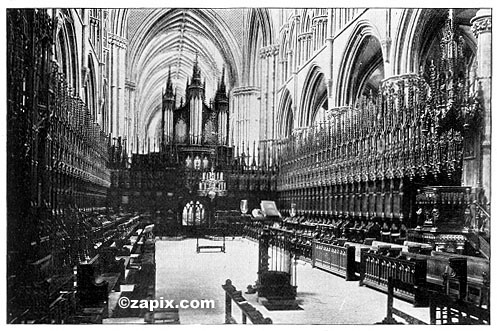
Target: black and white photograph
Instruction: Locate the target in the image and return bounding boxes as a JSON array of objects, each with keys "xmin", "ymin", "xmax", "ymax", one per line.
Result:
[{"xmin": 4, "ymin": 1, "xmax": 493, "ymax": 325}]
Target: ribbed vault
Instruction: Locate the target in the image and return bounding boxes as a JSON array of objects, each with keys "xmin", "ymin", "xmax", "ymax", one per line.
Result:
[{"xmin": 127, "ymin": 9, "xmax": 243, "ymax": 139}]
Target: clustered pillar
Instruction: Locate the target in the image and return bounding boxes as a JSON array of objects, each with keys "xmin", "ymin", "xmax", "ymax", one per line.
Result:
[{"xmin": 470, "ymin": 10, "xmax": 492, "ymax": 205}]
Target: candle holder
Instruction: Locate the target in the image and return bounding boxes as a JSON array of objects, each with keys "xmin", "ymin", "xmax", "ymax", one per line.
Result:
[
  {"xmin": 240, "ymin": 199, "xmax": 248, "ymax": 215},
  {"xmin": 290, "ymin": 203, "xmax": 297, "ymax": 218}
]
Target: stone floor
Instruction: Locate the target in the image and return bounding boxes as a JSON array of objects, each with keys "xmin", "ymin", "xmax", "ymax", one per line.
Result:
[{"xmin": 150, "ymin": 238, "xmax": 430, "ymax": 325}]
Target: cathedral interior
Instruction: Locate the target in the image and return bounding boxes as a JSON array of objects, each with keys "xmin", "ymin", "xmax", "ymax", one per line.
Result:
[{"xmin": 6, "ymin": 8, "xmax": 492, "ymax": 324}]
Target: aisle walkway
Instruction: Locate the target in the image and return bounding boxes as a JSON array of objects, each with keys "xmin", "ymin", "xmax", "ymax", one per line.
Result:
[{"xmin": 155, "ymin": 238, "xmax": 430, "ymax": 324}]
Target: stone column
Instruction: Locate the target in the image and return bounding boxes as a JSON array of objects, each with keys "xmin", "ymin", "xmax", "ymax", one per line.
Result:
[
  {"xmin": 294, "ymin": 16, "xmax": 301, "ymax": 71},
  {"xmin": 109, "ymin": 39, "xmax": 118, "ymax": 136},
  {"xmin": 326, "ymin": 9, "xmax": 335, "ymax": 109},
  {"xmin": 471, "ymin": 10, "xmax": 491, "ymax": 203},
  {"xmin": 108, "ymin": 33, "xmax": 127, "ymax": 138},
  {"xmin": 80, "ymin": 10, "xmax": 89, "ymax": 97},
  {"xmin": 125, "ymin": 80, "xmax": 136, "ymax": 151},
  {"xmin": 118, "ymin": 40, "xmax": 127, "ymax": 138},
  {"xmin": 259, "ymin": 46, "xmax": 268, "ymax": 143},
  {"xmin": 231, "ymin": 87, "xmax": 260, "ymax": 155},
  {"xmin": 381, "ymin": 9, "xmax": 392, "ymax": 77},
  {"xmin": 269, "ymin": 45, "xmax": 279, "ymax": 145},
  {"xmin": 258, "ymin": 44, "xmax": 279, "ymax": 151}
]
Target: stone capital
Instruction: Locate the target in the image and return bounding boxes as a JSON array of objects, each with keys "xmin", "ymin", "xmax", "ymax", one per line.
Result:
[
  {"xmin": 108, "ymin": 33, "xmax": 128, "ymax": 49},
  {"xmin": 125, "ymin": 80, "xmax": 136, "ymax": 90},
  {"xmin": 471, "ymin": 10, "xmax": 492, "ymax": 37},
  {"xmin": 259, "ymin": 44, "xmax": 281, "ymax": 59},
  {"xmin": 259, "ymin": 46, "xmax": 270, "ymax": 59},
  {"xmin": 271, "ymin": 44, "xmax": 280, "ymax": 57}
]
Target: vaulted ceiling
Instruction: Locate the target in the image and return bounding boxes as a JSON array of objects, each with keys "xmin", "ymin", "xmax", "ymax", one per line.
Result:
[{"xmin": 126, "ymin": 9, "xmax": 245, "ymax": 139}]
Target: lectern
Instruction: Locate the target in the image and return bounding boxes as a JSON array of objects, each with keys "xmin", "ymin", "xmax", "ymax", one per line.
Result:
[{"xmin": 256, "ymin": 201, "xmax": 298, "ymax": 310}]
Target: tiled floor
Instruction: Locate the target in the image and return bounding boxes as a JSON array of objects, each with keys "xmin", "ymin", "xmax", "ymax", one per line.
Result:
[{"xmin": 152, "ymin": 238, "xmax": 430, "ymax": 324}]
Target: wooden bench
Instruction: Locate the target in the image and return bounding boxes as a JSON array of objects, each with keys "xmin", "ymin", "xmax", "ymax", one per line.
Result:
[
  {"xmin": 401, "ymin": 251, "xmax": 489, "ymax": 307},
  {"xmin": 100, "ymin": 247, "xmax": 126, "ymax": 285},
  {"xmin": 197, "ymin": 245, "xmax": 226, "ymax": 253},
  {"xmin": 77, "ymin": 254, "xmax": 120, "ymax": 314},
  {"xmin": 67, "ymin": 307, "xmax": 105, "ymax": 324},
  {"xmin": 10, "ymin": 255, "xmax": 76, "ymax": 323},
  {"xmin": 196, "ymin": 233, "xmax": 226, "ymax": 253}
]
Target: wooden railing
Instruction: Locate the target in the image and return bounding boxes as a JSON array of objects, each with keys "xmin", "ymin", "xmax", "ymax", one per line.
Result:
[
  {"xmin": 222, "ymin": 279, "xmax": 272, "ymax": 324},
  {"xmin": 312, "ymin": 241, "xmax": 356, "ymax": 280},
  {"xmin": 360, "ymin": 251, "xmax": 427, "ymax": 305},
  {"xmin": 243, "ymin": 225, "xmax": 261, "ymax": 241},
  {"xmin": 377, "ymin": 277, "xmax": 489, "ymax": 325},
  {"xmin": 378, "ymin": 278, "xmax": 427, "ymax": 324},
  {"xmin": 429, "ymin": 292, "xmax": 490, "ymax": 324}
]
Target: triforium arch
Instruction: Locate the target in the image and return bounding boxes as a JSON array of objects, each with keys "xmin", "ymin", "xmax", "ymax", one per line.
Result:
[
  {"xmin": 392, "ymin": 8, "xmax": 478, "ymax": 75},
  {"xmin": 277, "ymin": 88, "xmax": 294, "ymax": 138},
  {"xmin": 109, "ymin": 8, "xmax": 128, "ymax": 37},
  {"xmin": 301, "ymin": 9, "xmax": 314, "ymax": 33},
  {"xmin": 299, "ymin": 65, "xmax": 327, "ymax": 127},
  {"xmin": 287, "ymin": 17, "xmax": 298, "ymax": 77},
  {"xmin": 336, "ymin": 20, "xmax": 384, "ymax": 106},
  {"xmin": 298, "ymin": 9, "xmax": 324, "ymax": 65},
  {"xmin": 280, "ymin": 29, "xmax": 290, "ymax": 82}
]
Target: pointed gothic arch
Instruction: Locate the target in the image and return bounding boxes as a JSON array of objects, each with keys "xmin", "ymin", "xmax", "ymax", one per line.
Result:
[
  {"xmin": 299, "ymin": 65, "xmax": 327, "ymax": 127},
  {"xmin": 277, "ymin": 88, "xmax": 294, "ymax": 138},
  {"xmin": 392, "ymin": 9, "xmax": 478, "ymax": 75},
  {"xmin": 335, "ymin": 21, "xmax": 384, "ymax": 106},
  {"xmin": 247, "ymin": 8, "xmax": 275, "ymax": 86},
  {"xmin": 55, "ymin": 10, "xmax": 79, "ymax": 91},
  {"xmin": 127, "ymin": 9, "xmax": 243, "ymax": 139},
  {"xmin": 84, "ymin": 54, "xmax": 98, "ymax": 121}
]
